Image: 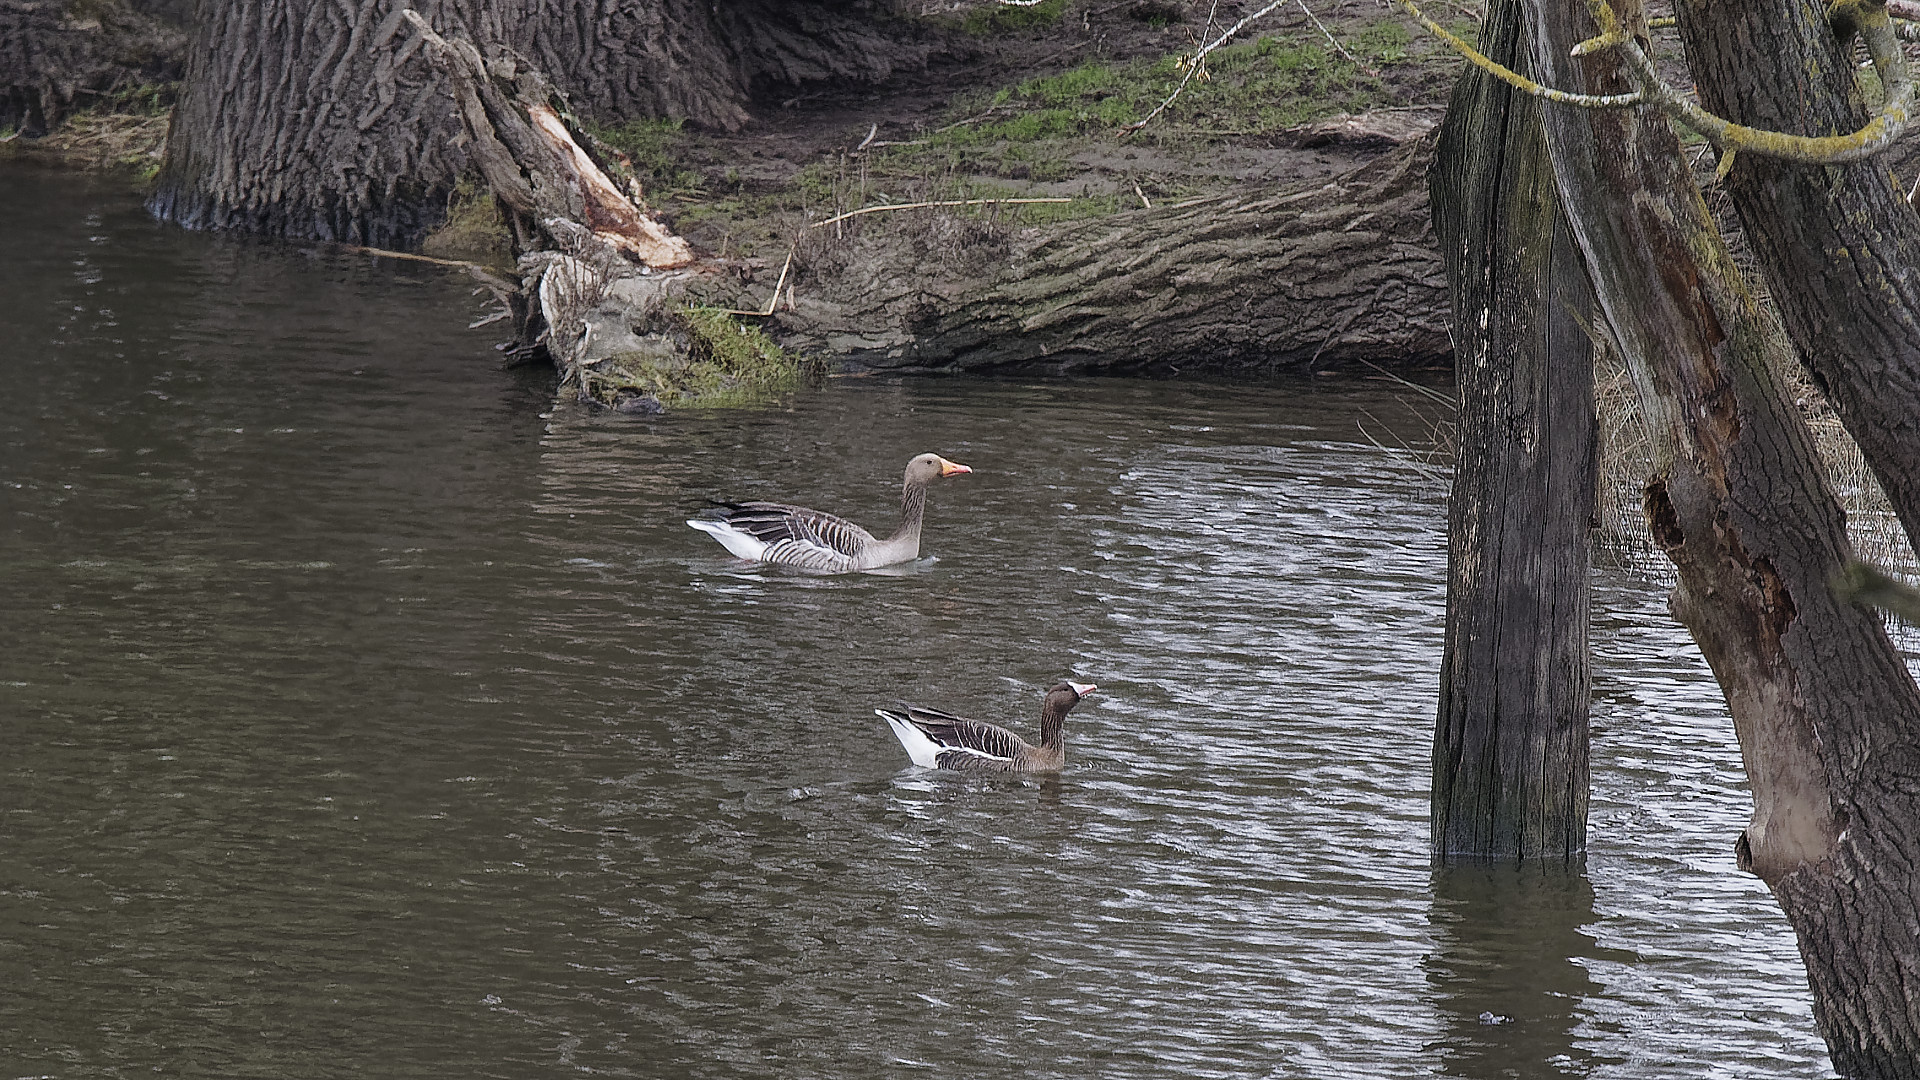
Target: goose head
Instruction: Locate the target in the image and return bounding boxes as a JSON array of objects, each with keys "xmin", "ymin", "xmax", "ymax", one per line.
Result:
[
  {"xmin": 1045, "ymin": 680, "xmax": 1098, "ymax": 711},
  {"xmin": 905, "ymin": 452, "xmax": 973, "ymax": 486}
]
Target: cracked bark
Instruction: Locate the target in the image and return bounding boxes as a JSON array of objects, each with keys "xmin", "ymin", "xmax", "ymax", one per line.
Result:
[
  {"xmin": 1678, "ymin": 0, "xmax": 1920, "ymax": 562},
  {"xmin": 149, "ymin": 0, "xmax": 937, "ymax": 244},
  {"xmin": 1423, "ymin": 0, "xmax": 1595, "ymax": 863},
  {"xmin": 1530, "ymin": 0, "xmax": 1920, "ymax": 1070},
  {"xmin": 776, "ymin": 136, "xmax": 1451, "ymax": 374}
]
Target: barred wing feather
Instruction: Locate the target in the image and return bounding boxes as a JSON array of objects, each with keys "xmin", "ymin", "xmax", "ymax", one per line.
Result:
[
  {"xmin": 901, "ymin": 705, "xmax": 1026, "ymax": 765},
  {"xmin": 713, "ymin": 501, "xmax": 877, "ymax": 571}
]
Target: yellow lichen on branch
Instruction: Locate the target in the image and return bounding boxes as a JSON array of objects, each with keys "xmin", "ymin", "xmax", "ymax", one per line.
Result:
[
  {"xmin": 1397, "ymin": 0, "xmax": 1914, "ymax": 164},
  {"xmin": 1392, "ymin": 0, "xmax": 1641, "ymax": 106},
  {"xmin": 1597, "ymin": 0, "xmax": 1912, "ymax": 164}
]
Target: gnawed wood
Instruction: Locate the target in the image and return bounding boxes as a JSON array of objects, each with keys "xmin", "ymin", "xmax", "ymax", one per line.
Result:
[
  {"xmin": 524, "ymin": 104, "xmax": 692, "ymax": 268},
  {"xmin": 399, "ymin": 10, "xmax": 691, "ymax": 270}
]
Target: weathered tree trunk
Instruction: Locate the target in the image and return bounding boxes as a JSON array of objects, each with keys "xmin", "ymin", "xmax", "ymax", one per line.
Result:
[
  {"xmin": 1529, "ymin": 0, "xmax": 1920, "ymax": 1070},
  {"xmin": 1423, "ymin": 0, "xmax": 1594, "ymax": 861},
  {"xmin": 776, "ymin": 135, "xmax": 1450, "ymax": 374},
  {"xmin": 149, "ymin": 0, "xmax": 938, "ymax": 244},
  {"xmin": 1676, "ymin": 0, "xmax": 1920, "ymax": 559},
  {"xmin": 0, "ymin": 0, "xmax": 186, "ymax": 135}
]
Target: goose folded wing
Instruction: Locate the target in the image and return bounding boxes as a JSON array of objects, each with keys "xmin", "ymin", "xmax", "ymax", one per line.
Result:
[
  {"xmin": 904, "ymin": 705, "xmax": 1025, "ymax": 763},
  {"xmin": 720, "ymin": 502, "xmax": 877, "ymax": 555}
]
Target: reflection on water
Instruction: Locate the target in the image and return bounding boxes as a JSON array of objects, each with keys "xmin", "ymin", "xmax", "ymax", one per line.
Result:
[
  {"xmin": 0, "ymin": 163, "xmax": 1835, "ymax": 1078},
  {"xmin": 1427, "ymin": 865, "xmax": 1614, "ymax": 1078}
]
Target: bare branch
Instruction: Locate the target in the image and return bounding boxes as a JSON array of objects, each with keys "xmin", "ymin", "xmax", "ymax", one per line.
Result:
[
  {"xmin": 1395, "ymin": 0, "xmax": 1915, "ymax": 162},
  {"xmin": 1123, "ymin": 0, "xmax": 1290, "ymax": 136},
  {"xmin": 1298, "ymin": 0, "xmax": 1376, "ymax": 74},
  {"xmin": 1595, "ymin": 0, "xmax": 1911, "ymax": 164},
  {"xmin": 1394, "ymin": 0, "xmax": 1643, "ymax": 106}
]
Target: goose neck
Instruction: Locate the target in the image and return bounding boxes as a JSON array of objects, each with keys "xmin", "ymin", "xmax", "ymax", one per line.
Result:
[{"xmin": 887, "ymin": 478, "xmax": 929, "ymax": 543}]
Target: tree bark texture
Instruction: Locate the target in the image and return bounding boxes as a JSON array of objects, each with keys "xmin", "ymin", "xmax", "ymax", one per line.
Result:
[
  {"xmin": 1530, "ymin": 0, "xmax": 1920, "ymax": 1071},
  {"xmin": 1423, "ymin": 0, "xmax": 1594, "ymax": 862},
  {"xmin": 149, "ymin": 0, "xmax": 936, "ymax": 244},
  {"xmin": 774, "ymin": 136, "xmax": 1451, "ymax": 374},
  {"xmin": 1676, "ymin": 0, "xmax": 1920, "ymax": 562},
  {"xmin": 0, "ymin": 0, "xmax": 186, "ymax": 134}
]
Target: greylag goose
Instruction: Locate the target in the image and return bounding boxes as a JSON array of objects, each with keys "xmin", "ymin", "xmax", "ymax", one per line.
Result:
[
  {"xmin": 877, "ymin": 681, "xmax": 1097, "ymax": 774},
  {"xmin": 687, "ymin": 452, "xmax": 972, "ymax": 571}
]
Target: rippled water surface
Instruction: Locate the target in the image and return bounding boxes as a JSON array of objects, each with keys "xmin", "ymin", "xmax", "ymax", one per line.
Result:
[{"xmin": 0, "ymin": 165, "xmax": 1835, "ymax": 1078}]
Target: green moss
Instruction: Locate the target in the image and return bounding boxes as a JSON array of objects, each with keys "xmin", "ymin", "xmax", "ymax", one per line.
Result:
[
  {"xmin": 963, "ymin": 0, "xmax": 1069, "ymax": 35},
  {"xmin": 586, "ymin": 306, "xmax": 809, "ymax": 410}
]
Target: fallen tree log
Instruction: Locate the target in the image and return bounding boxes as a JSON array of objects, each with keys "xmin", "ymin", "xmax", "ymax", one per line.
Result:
[{"xmin": 769, "ymin": 134, "xmax": 1450, "ymax": 375}]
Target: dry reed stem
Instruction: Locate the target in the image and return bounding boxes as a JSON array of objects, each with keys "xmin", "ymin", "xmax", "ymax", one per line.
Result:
[{"xmin": 810, "ymin": 197, "xmax": 1071, "ymax": 227}]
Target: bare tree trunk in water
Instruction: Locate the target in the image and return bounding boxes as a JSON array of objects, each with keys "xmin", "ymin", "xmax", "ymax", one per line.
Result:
[
  {"xmin": 1425, "ymin": 0, "xmax": 1594, "ymax": 862},
  {"xmin": 1529, "ymin": 0, "xmax": 1920, "ymax": 1070},
  {"xmin": 149, "ymin": 0, "xmax": 933, "ymax": 244}
]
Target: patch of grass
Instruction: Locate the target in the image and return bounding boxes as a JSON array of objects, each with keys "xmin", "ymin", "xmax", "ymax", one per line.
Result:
[
  {"xmin": 912, "ymin": 33, "xmax": 1411, "ymax": 154},
  {"xmin": 963, "ymin": 0, "xmax": 1069, "ymax": 35},
  {"xmin": 591, "ymin": 117, "xmax": 704, "ymax": 199},
  {"xmin": 92, "ymin": 82, "xmax": 174, "ymax": 117},
  {"xmin": 421, "ymin": 178, "xmax": 512, "ymax": 266},
  {"xmin": 1354, "ymin": 20, "xmax": 1414, "ymax": 64}
]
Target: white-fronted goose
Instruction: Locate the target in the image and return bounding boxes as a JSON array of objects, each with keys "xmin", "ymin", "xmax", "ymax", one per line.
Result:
[
  {"xmin": 687, "ymin": 452, "xmax": 972, "ymax": 572},
  {"xmin": 877, "ymin": 681, "xmax": 1097, "ymax": 774}
]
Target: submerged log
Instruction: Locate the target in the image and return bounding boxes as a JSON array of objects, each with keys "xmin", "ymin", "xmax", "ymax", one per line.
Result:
[{"xmin": 773, "ymin": 134, "xmax": 1450, "ymax": 375}]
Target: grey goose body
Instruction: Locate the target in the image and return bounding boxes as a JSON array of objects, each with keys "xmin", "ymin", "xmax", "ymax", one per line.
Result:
[
  {"xmin": 878, "ymin": 681, "xmax": 1097, "ymax": 774},
  {"xmin": 687, "ymin": 452, "xmax": 971, "ymax": 572}
]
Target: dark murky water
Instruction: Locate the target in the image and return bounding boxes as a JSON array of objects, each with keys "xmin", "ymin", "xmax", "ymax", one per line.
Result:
[{"xmin": 0, "ymin": 165, "xmax": 1834, "ymax": 1078}]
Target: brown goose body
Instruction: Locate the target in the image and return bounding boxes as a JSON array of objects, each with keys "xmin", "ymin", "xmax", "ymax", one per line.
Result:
[
  {"xmin": 687, "ymin": 452, "xmax": 971, "ymax": 571},
  {"xmin": 877, "ymin": 681, "xmax": 1097, "ymax": 774}
]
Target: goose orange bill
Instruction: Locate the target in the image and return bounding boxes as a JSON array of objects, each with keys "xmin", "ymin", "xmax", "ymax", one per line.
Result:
[
  {"xmin": 937, "ymin": 458, "xmax": 973, "ymax": 476},
  {"xmin": 1069, "ymin": 682, "xmax": 1097, "ymax": 696}
]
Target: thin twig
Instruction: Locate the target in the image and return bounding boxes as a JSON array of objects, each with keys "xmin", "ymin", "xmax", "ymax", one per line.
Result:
[
  {"xmin": 857, "ymin": 123, "xmax": 878, "ymax": 150},
  {"xmin": 810, "ymin": 197, "xmax": 1072, "ymax": 227},
  {"xmin": 334, "ymin": 243, "xmax": 491, "ymax": 270},
  {"xmin": 1123, "ymin": 0, "xmax": 1290, "ymax": 136},
  {"xmin": 708, "ymin": 247, "xmax": 796, "ymax": 317},
  {"xmin": 1360, "ymin": 357, "xmax": 1456, "ymax": 408},
  {"xmin": 1298, "ymin": 0, "xmax": 1376, "ymax": 75}
]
